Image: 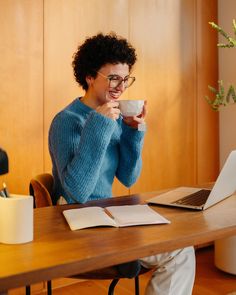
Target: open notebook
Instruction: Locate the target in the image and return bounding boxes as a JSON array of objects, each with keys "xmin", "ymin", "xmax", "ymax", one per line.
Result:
[
  {"xmin": 63, "ymin": 204, "xmax": 170, "ymax": 230},
  {"xmin": 147, "ymin": 150, "xmax": 236, "ymax": 210}
]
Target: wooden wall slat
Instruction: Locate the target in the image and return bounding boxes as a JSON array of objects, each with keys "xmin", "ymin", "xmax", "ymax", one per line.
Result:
[
  {"xmin": 0, "ymin": 0, "xmax": 44, "ymax": 194},
  {"xmin": 129, "ymin": 0, "xmax": 197, "ymax": 193},
  {"xmin": 196, "ymin": 0, "xmax": 219, "ymax": 183}
]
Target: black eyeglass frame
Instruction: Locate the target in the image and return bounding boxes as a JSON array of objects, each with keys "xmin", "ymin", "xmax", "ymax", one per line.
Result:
[{"xmin": 96, "ymin": 71, "xmax": 136, "ymax": 89}]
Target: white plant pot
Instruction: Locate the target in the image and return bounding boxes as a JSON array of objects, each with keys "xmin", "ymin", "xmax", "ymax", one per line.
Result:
[
  {"xmin": 219, "ymin": 104, "xmax": 236, "ymax": 167},
  {"xmin": 215, "ymin": 236, "xmax": 236, "ymax": 274},
  {"xmin": 215, "ymin": 104, "xmax": 236, "ymax": 274}
]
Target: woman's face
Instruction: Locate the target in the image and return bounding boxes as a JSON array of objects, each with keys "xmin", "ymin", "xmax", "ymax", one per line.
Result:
[{"xmin": 87, "ymin": 63, "xmax": 130, "ymax": 105}]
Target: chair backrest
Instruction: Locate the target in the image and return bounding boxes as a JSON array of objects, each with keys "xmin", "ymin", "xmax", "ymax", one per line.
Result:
[{"xmin": 29, "ymin": 173, "xmax": 54, "ymax": 208}]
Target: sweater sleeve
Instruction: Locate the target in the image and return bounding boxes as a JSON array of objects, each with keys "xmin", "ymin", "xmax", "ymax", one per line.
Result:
[
  {"xmin": 116, "ymin": 121, "xmax": 145, "ymax": 187},
  {"xmin": 49, "ymin": 110, "xmax": 116, "ymax": 203}
]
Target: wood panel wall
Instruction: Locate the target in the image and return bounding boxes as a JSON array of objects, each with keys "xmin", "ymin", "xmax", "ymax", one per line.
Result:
[
  {"xmin": 0, "ymin": 0, "xmax": 218, "ymax": 197},
  {"xmin": 0, "ymin": 0, "xmax": 44, "ymax": 194}
]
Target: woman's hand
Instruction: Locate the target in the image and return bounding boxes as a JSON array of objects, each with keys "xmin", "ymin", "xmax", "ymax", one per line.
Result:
[
  {"xmin": 96, "ymin": 101, "xmax": 120, "ymax": 121},
  {"xmin": 122, "ymin": 100, "xmax": 147, "ymax": 129}
]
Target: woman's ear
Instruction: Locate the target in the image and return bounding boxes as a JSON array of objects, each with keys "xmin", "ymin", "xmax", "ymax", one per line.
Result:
[{"xmin": 86, "ymin": 76, "xmax": 94, "ymax": 88}]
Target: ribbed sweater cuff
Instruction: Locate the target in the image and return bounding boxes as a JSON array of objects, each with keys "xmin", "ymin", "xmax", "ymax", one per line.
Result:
[{"xmin": 121, "ymin": 121, "xmax": 145, "ymax": 142}]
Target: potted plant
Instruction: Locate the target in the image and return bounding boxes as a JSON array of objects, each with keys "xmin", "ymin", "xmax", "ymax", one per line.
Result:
[
  {"xmin": 207, "ymin": 19, "xmax": 236, "ymax": 275},
  {"xmin": 205, "ymin": 19, "xmax": 236, "ymax": 111}
]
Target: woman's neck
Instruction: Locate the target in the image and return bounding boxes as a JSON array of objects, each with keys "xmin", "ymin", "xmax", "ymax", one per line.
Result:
[{"xmin": 80, "ymin": 94, "xmax": 98, "ymax": 110}]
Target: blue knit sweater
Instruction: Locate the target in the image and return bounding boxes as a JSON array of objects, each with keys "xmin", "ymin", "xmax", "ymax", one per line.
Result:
[{"xmin": 48, "ymin": 98, "xmax": 145, "ymax": 204}]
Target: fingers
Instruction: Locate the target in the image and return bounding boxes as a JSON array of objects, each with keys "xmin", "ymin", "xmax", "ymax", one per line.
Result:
[
  {"xmin": 122, "ymin": 101, "xmax": 147, "ymax": 129},
  {"xmin": 122, "ymin": 117, "xmax": 144, "ymax": 129},
  {"xmin": 142, "ymin": 100, "xmax": 147, "ymax": 118},
  {"xmin": 96, "ymin": 100, "xmax": 147, "ymax": 125},
  {"xmin": 107, "ymin": 101, "xmax": 119, "ymax": 108},
  {"xmin": 96, "ymin": 101, "xmax": 120, "ymax": 121},
  {"xmin": 133, "ymin": 116, "xmax": 145, "ymax": 124},
  {"xmin": 123, "ymin": 116, "xmax": 144, "ymax": 125}
]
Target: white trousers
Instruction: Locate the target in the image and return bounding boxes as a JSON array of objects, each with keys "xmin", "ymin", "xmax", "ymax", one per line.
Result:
[{"xmin": 140, "ymin": 246, "xmax": 195, "ymax": 295}]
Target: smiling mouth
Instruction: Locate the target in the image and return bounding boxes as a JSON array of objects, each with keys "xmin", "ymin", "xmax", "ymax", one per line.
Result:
[{"xmin": 108, "ymin": 90, "xmax": 121, "ymax": 100}]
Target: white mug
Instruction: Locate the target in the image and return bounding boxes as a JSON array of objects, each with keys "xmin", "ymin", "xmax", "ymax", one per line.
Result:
[{"xmin": 119, "ymin": 100, "xmax": 144, "ymax": 117}]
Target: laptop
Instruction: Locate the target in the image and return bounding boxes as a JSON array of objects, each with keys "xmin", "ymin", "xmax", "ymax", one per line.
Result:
[{"xmin": 147, "ymin": 150, "xmax": 236, "ymax": 210}]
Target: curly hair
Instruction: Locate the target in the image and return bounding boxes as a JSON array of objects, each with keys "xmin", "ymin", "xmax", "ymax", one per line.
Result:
[{"xmin": 72, "ymin": 32, "xmax": 137, "ymax": 90}]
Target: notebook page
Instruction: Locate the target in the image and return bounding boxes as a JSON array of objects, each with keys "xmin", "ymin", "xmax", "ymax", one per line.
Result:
[
  {"xmin": 63, "ymin": 206, "xmax": 117, "ymax": 230},
  {"xmin": 106, "ymin": 204, "xmax": 170, "ymax": 227}
]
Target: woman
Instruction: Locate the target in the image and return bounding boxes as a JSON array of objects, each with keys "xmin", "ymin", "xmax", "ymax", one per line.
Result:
[
  {"xmin": 49, "ymin": 32, "xmax": 195, "ymax": 295},
  {"xmin": 49, "ymin": 32, "xmax": 146, "ymax": 204}
]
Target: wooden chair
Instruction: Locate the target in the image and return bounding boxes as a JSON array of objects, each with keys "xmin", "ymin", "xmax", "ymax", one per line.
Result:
[
  {"xmin": 27, "ymin": 173, "xmax": 150, "ymax": 295},
  {"xmin": 29, "ymin": 173, "xmax": 53, "ymax": 207}
]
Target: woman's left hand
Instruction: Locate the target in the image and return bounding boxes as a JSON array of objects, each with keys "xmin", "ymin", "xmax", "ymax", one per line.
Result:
[{"xmin": 122, "ymin": 100, "xmax": 147, "ymax": 129}]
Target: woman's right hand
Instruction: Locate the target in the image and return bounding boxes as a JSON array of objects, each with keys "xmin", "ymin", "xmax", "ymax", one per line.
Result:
[{"xmin": 96, "ymin": 101, "xmax": 120, "ymax": 121}]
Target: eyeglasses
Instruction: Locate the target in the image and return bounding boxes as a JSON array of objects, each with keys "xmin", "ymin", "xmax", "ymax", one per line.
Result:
[{"xmin": 96, "ymin": 71, "xmax": 136, "ymax": 89}]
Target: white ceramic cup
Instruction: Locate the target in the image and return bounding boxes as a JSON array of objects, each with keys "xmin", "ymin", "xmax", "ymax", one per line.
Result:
[{"xmin": 119, "ymin": 100, "xmax": 144, "ymax": 117}]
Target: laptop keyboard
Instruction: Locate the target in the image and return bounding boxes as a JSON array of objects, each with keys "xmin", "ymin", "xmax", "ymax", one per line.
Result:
[{"xmin": 172, "ymin": 189, "xmax": 211, "ymax": 206}]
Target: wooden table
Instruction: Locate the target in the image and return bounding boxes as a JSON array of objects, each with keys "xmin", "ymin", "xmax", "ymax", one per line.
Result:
[{"xmin": 1, "ymin": 191, "xmax": 236, "ymax": 292}]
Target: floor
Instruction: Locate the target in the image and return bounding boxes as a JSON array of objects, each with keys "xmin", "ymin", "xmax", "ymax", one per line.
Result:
[{"xmin": 9, "ymin": 246, "xmax": 236, "ymax": 295}]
